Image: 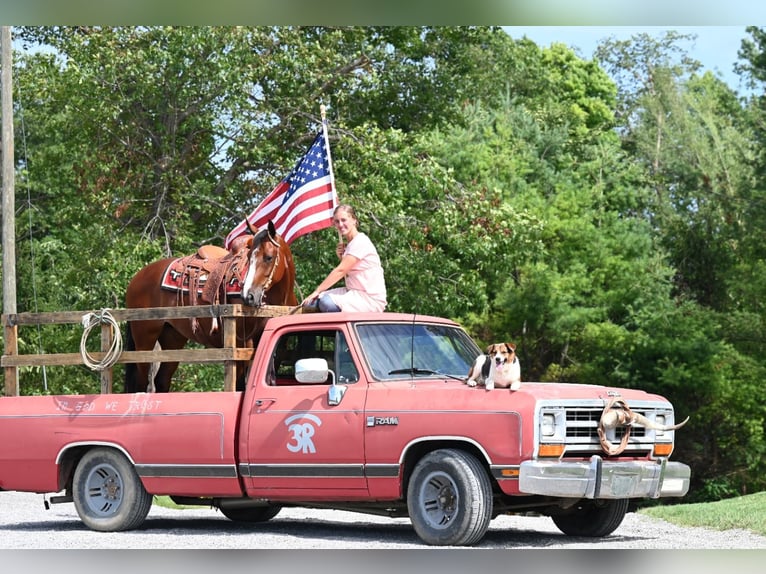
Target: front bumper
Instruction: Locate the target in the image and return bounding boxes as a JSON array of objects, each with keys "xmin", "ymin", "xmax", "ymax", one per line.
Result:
[{"xmin": 519, "ymin": 456, "xmax": 690, "ymax": 499}]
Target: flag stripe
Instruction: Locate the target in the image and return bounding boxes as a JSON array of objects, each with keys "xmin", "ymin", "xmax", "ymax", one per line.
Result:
[{"xmin": 272, "ymin": 179, "xmax": 333, "ymax": 229}]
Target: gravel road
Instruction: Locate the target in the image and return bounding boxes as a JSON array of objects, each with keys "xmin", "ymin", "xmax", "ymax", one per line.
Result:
[{"xmin": 1, "ymin": 490, "xmax": 764, "ymax": 550}]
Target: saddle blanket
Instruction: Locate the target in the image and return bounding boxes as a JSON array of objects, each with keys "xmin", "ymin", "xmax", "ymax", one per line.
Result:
[{"xmin": 160, "ymin": 258, "xmax": 242, "ymax": 296}]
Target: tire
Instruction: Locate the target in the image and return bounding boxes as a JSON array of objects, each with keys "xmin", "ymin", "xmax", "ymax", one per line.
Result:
[
  {"xmin": 406, "ymin": 448, "xmax": 493, "ymax": 546},
  {"xmin": 72, "ymin": 447, "xmax": 153, "ymax": 532},
  {"xmin": 552, "ymin": 498, "xmax": 629, "ymax": 537},
  {"xmin": 219, "ymin": 504, "xmax": 282, "ymax": 523}
]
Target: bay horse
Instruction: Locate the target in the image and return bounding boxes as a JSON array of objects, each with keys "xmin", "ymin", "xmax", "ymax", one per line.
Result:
[{"xmin": 124, "ymin": 221, "xmax": 297, "ymax": 393}]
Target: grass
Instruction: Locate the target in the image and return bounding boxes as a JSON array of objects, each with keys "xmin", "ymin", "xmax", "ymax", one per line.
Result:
[{"xmin": 640, "ymin": 492, "xmax": 766, "ymax": 537}]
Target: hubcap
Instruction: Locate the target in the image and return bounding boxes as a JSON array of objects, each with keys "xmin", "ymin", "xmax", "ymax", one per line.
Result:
[
  {"xmin": 418, "ymin": 471, "xmax": 459, "ymax": 529},
  {"xmin": 85, "ymin": 463, "xmax": 124, "ymax": 516}
]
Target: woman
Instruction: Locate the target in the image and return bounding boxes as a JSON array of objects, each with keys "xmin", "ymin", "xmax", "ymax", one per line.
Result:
[{"xmin": 302, "ymin": 204, "xmax": 387, "ymax": 312}]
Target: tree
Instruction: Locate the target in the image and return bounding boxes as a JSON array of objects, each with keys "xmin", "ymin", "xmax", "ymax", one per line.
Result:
[{"xmin": 596, "ymin": 29, "xmax": 766, "ymax": 498}]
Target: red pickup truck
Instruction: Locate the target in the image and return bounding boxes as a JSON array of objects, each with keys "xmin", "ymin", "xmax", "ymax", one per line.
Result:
[{"xmin": 0, "ymin": 311, "xmax": 690, "ymax": 546}]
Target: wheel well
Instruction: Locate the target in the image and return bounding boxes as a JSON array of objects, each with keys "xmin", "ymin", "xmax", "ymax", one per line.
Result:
[
  {"xmin": 401, "ymin": 440, "xmax": 493, "ymax": 496},
  {"xmin": 57, "ymin": 444, "xmax": 132, "ymax": 493},
  {"xmin": 56, "ymin": 446, "xmax": 89, "ymax": 492}
]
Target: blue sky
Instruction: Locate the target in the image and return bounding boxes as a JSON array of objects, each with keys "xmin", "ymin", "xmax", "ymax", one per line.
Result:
[{"xmin": 504, "ymin": 26, "xmax": 751, "ymax": 93}]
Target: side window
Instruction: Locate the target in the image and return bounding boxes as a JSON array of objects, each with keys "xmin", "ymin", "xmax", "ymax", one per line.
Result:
[
  {"xmin": 337, "ymin": 335, "xmax": 359, "ymax": 384},
  {"xmin": 269, "ymin": 330, "xmax": 358, "ymax": 386}
]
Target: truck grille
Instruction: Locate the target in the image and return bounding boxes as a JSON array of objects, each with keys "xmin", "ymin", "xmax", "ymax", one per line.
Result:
[
  {"xmin": 565, "ymin": 408, "xmax": 647, "ymax": 440},
  {"xmin": 538, "ymin": 400, "xmax": 673, "ymax": 458}
]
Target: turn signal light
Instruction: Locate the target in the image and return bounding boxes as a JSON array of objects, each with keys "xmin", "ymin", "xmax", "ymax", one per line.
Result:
[
  {"xmin": 654, "ymin": 443, "xmax": 674, "ymax": 456},
  {"xmin": 538, "ymin": 444, "xmax": 565, "ymax": 458}
]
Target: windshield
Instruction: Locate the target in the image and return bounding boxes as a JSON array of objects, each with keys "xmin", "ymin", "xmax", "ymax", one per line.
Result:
[{"xmin": 355, "ymin": 322, "xmax": 481, "ymax": 381}]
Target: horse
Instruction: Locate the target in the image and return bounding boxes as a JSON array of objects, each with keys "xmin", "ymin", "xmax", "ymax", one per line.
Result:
[{"xmin": 124, "ymin": 220, "xmax": 297, "ymax": 393}]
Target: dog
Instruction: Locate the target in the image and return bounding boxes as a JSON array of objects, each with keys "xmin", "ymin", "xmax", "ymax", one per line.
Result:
[{"xmin": 466, "ymin": 342, "xmax": 521, "ymax": 391}]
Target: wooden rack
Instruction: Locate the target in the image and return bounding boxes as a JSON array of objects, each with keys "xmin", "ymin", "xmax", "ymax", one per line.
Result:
[{"xmin": 1, "ymin": 304, "xmax": 293, "ymax": 395}]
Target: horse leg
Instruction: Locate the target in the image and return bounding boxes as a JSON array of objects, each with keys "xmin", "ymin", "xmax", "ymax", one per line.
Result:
[
  {"xmin": 124, "ymin": 319, "xmax": 165, "ymax": 393},
  {"xmin": 152, "ymin": 323, "xmax": 189, "ymax": 392},
  {"xmin": 124, "ymin": 325, "xmax": 141, "ymax": 393}
]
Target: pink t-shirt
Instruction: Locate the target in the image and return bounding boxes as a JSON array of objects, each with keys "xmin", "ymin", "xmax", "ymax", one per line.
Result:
[{"xmin": 325, "ymin": 232, "xmax": 387, "ymax": 312}]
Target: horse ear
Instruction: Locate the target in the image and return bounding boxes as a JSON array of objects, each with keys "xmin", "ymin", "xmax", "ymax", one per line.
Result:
[
  {"xmin": 246, "ymin": 218, "xmax": 258, "ymax": 235},
  {"xmin": 267, "ymin": 220, "xmax": 277, "ymax": 238}
]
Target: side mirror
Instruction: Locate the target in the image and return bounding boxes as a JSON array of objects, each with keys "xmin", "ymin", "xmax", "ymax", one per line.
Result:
[
  {"xmin": 294, "ymin": 358, "xmax": 347, "ymax": 406},
  {"xmin": 295, "ymin": 358, "xmax": 330, "ymax": 383}
]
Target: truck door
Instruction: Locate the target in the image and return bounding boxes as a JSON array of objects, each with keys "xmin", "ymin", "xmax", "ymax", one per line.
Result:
[{"xmin": 241, "ymin": 327, "xmax": 369, "ymax": 498}]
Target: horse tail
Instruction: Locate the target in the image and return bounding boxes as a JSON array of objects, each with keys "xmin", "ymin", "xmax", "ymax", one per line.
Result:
[{"xmin": 124, "ymin": 322, "xmax": 137, "ymax": 393}]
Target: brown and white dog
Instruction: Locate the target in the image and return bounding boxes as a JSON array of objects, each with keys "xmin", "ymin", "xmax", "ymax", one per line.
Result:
[{"xmin": 466, "ymin": 342, "xmax": 521, "ymax": 391}]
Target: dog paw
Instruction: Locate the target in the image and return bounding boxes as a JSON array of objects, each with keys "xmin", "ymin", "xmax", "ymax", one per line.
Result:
[
  {"xmin": 485, "ymin": 380, "xmax": 494, "ymax": 390},
  {"xmin": 510, "ymin": 382, "xmax": 521, "ymax": 391},
  {"xmin": 466, "ymin": 379, "xmax": 477, "ymax": 387}
]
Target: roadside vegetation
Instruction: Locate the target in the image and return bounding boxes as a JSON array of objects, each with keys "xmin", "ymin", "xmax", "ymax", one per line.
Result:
[{"xmin": 640, "ymin": 492, "xmax": 766, "ymax": 537}]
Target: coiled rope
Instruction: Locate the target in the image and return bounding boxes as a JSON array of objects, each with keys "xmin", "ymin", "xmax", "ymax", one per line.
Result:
[{"xmin": 80, "ymin": 309, "xmax": 123, "ymax": 371}]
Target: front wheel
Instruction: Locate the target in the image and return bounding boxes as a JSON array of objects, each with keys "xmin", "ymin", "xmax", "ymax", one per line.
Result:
[
  {"xmin": 551, "ymin": 498, "xmax": 629, "ymax": 537},
  {"xmin": 407, "ymin": 448, "xmax": 493, "ymax": 546},
  {"xmin": 72, "ymin": 447, "xmax": 153, "ymax": 532}
]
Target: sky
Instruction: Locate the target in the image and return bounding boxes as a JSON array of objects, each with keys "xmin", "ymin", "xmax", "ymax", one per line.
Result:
[{"xmin": 504, "ymin": 26, "xmax": 751, "ymax": 94}]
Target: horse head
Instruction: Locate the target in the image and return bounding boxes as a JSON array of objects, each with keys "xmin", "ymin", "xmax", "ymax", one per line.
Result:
[{"xmin": 240, "ymin": 220, "xmax": 297, "ymax": 307}]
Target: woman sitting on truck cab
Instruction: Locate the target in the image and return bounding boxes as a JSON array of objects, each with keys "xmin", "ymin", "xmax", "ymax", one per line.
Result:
[{"xmin": 301, "ymin": 204, "xmax": 387, "ymax": 313}]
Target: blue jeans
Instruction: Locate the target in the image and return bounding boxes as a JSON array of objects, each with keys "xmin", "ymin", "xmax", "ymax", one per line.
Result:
[{"xmin": 305, "ymin": 292, "xmax": 341, "ymax": 312}]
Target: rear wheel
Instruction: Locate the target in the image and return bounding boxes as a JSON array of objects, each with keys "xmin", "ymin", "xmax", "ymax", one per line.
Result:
[
  {"xmin": 219, "ymin": 504, "xmax": 282, "ymax": 523},
  {"xmin": 552, "ymin": 498, "xmax": 629, "ymax": 537},
  {"xmin": 72, "ymin": 447, "xmax": 153, "ymax": 531},
  {"xmin": 407, "ymin": 448, "xmax": 493, "ymax": 546}
]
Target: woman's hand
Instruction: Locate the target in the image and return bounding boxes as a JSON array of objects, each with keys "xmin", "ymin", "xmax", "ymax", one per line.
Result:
[
  {"xmin": 302, "ymin": 291, "xmax": 320, "ymax": 307},
  {"xmin": 336, "ymin": 242, "xmax": 346, "ymax": 259}
]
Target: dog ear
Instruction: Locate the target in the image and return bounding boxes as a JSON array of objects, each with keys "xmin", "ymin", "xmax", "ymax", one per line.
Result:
[
  {"xmin": 485, "ymin": 344, "xmax": 495, "ymax": 355},
  {"xmin": 505, "ymin": 343, "xmax": 516, "ymax": 353}
]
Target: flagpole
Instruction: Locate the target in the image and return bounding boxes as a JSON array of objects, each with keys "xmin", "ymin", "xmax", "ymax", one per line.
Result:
[{"xmin": 320, "ymin": 104, "xmax": 343, "ymax": 247}]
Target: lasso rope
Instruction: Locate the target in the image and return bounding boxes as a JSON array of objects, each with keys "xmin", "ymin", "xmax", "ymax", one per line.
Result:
[{"xmin": 80, "ymin": 309, "xmax": 123, "ymax": 371}]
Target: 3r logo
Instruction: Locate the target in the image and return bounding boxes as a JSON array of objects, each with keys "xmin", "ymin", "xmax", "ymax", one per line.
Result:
[{"xmin": 284, "ymin": 413, "xmax": 322, "ymax": 454}]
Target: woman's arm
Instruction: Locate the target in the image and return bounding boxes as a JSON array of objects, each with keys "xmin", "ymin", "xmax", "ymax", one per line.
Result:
[{"xmin": 302, "ymin": 254, "xmax": 359, "ymax": 304}]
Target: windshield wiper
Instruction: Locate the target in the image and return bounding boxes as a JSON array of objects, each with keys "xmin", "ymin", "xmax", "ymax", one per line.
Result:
[{"xmin": 388, "ymin": 368, "xmax": 465, "ymax": 381}]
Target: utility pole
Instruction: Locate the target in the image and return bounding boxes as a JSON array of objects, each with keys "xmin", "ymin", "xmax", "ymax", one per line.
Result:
[
  {"xmin": 1, "ymin": 26, "xmax": 15, "ymax": 316},
  {"xmin": 2, "ymin": 26, "xmax": 17, "ymax": 395}
]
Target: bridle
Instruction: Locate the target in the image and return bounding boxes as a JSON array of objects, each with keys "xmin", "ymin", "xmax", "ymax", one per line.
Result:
[{"xmin": 254, "ymin": 235, "xmax": 281, "ymax": 297}]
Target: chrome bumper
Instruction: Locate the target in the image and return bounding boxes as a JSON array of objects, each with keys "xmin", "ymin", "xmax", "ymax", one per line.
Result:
[{"xmin": 519, "ymin": 456, "xmax": 691, "ymax": 499}]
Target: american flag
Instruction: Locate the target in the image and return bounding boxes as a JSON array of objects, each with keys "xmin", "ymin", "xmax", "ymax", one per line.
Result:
[{"xmin": 225, "ymin": 132, "xmax": 338, "ymax": 247}]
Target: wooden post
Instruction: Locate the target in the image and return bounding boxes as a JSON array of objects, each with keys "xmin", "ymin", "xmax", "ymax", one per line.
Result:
[
  {"xmin": 223, "ymin": 315, "xmax": 237, "ymax": 392},
  {"xmin": 2, "ymin": 319, "xmax": 18, "ymax": 396},
  {"xmin": 100, "ymin": 322, "xmax": 113, "ymax": 394}
]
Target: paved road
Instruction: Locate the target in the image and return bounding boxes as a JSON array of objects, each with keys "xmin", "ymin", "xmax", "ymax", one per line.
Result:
[{"xmin": 1, "ymin": 490, "xmax": 765, "ymax": 550}]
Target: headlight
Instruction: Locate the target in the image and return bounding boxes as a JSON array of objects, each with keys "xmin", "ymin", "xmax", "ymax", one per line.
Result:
[
  {"xmin": 539, "ymin": 409, "xmax": 565, "ymax": 441},
  {"xmin": 541, "ymin": 413, "xmax": 557, "ymax": 437},
  {"xmin": 655, "ymin": 414, "xmax": 668, "ymax": 438}
]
